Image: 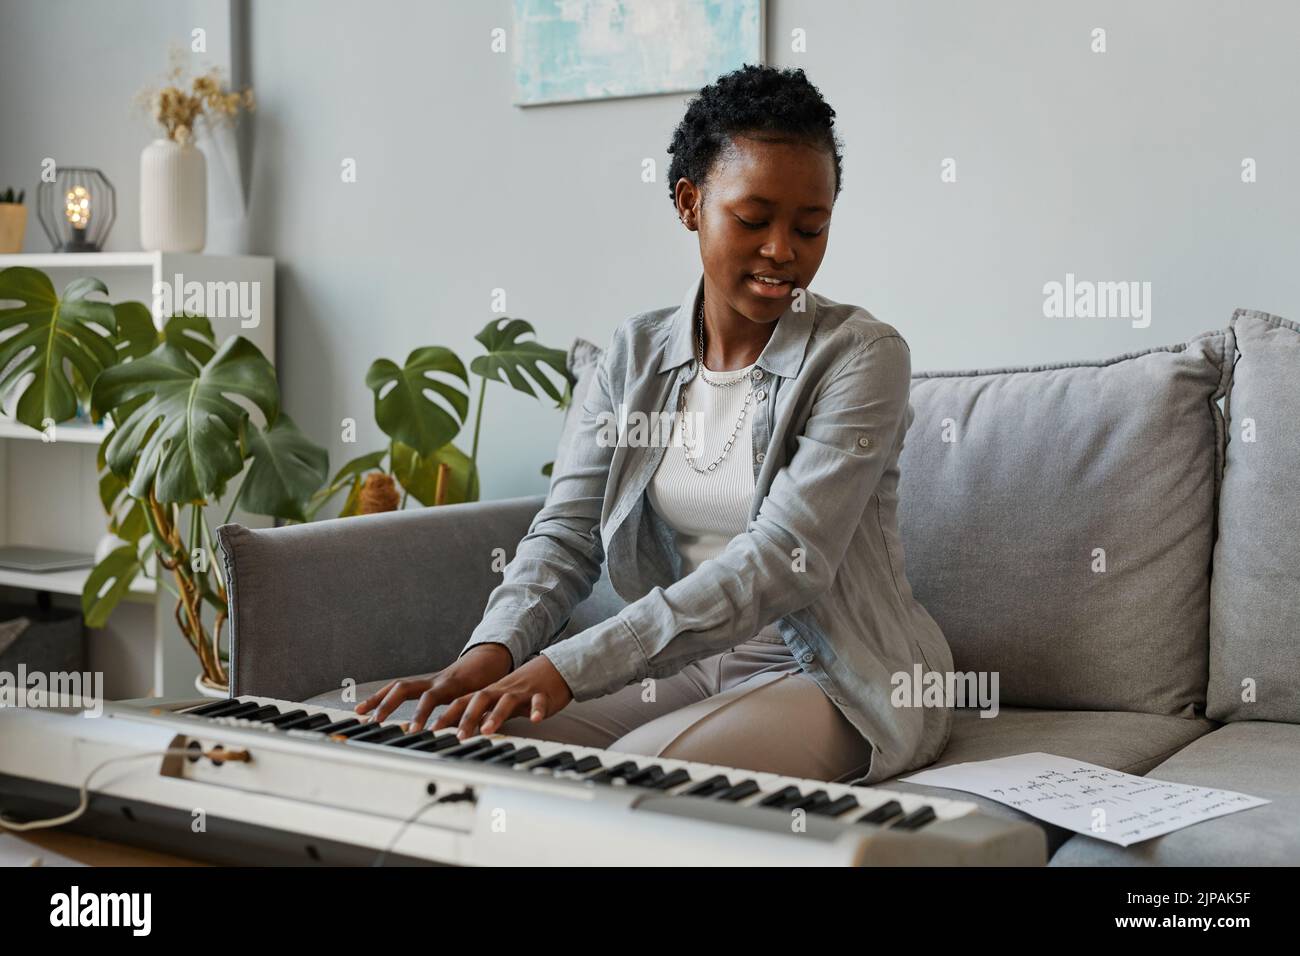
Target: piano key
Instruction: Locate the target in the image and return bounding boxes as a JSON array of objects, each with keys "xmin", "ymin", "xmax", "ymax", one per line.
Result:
[
  {"xmin": 625, "ymin": 765, "xmax": 665, "ymax": 787},
  {"xmin": 264, "ymin": 709, "xmax": 309, "ymax": 727},
  {"xmin": 586, "ymin": 760, "xmax": 639, "ymax": 784},
  {"xmin": 810, "ymin": 794, "xmax": 860, "ymax": 817},
  {"xmin": 651, "ymin": 768, "xmax": 691, "ymax": 790},
  {"xmin": 333, "ymin": 721, "xmax": 386, "ymax": 739},
  {"xmin": 468, "ymin": 742, "xmax": 516, "ymax": 761},
  {"xmin": 315, "ymin": 718, "xmax": 362, "ymax": 735},
  {"xmin": 411, "ymin": 733, "xmax": 464, "ymax": 753},
  {"xmin": 348, "ymin": 723, "xmax": 407, "ymax": 744},
  {"xmin": 386, "ymin": 730, "xmax": 438, "ymax": 749},
  {"xmin": 437, "ymin": 738, "xmax": 493, "ymax": 759},
  {"xmin": 681, "ymin": 774, "xmax": 732, "ymax": 797},
  {"xmin": 791, "ymin": 790, "xmax": 832, "ymax": 813},
  {"xmin": 242, "ymin": 705, "xmax": 281, "ymax": 722},
  {"xmin": 486, "ymin": 745, "xmax": 539, "ymax": 765},
  {"xmin": 714, "ymin": 779, "xmax": 761, "ymax": 802},
  {"xmin": 276, "ymin": 712, "xmax": 332, "ymax": 732},
  {"xmin": 183, "ymin": 698, "xmax": 246, "ymax": 717},
  {"xmin": 568, "ymin": 755, "xmax": 603, "ymax": 775},
  {"xmin": 891, "ymin": 805, "xmax": 937, "ymax": 831},
  {"xmin": 217, "ymin": 701, "xmax": 266, "ymax": 720},
  {"xmin": 523, "ymin": 750, "xmax": 575, "ymax": 771},
  {"xmin": 757, "ymin": 785, "xmax": 802, "ymax": 808},
  {"xmin": 856, "ymin": 800, "xmax": 904, "ymax": 825}
]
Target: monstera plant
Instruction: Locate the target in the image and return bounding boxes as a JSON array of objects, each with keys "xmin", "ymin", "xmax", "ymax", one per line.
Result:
[
  {"xmin": 2, "ymin": 265, "xmax": 574, "ymax": 690},
  {"xmin": 88, "ymin": 327, "xmax": 329, "ymax": 691},
  {"xmin": 0, "ymin": 264, "xmax": 328, "ymax": 692},
  {"xmin": 307, "ymin": 316, "xmax": 574, "ymax": 519}
]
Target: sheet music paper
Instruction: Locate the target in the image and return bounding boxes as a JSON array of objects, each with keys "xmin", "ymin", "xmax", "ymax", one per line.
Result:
[{"xmin": 899, "ymin": 752, "xmax": 1270, "ymax": 847}]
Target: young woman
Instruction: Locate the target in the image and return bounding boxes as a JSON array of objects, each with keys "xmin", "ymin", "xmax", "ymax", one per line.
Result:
[{"xmin": 356, "ymin": 65, "xmax": 954, "ymax": 785}]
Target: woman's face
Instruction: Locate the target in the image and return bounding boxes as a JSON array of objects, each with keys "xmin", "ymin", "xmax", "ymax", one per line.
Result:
[{"xmin": 677, "ymin": 134, "xmax": 836, "ymax": 326}]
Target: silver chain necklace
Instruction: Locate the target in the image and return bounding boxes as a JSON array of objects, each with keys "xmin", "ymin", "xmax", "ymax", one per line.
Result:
[{"xmin": 678, "ymin": 298, "xmax": 753, "ymax": 473}]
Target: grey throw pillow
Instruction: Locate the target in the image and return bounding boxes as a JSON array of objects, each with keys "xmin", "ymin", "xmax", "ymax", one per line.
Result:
[
  {"xmin": 1208, "ymin": 309, "xmax": 1300, "ymax": 724},
  {"xmin": 896, "ymin": 329, "xmax": 1233, "ymax": 717}
]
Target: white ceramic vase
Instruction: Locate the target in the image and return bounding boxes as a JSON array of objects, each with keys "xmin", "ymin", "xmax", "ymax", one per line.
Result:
[
  {"xmin": 194, "ymin": 673, "xmax": 228, "ymax": 699},
  {"xmin": 139, "ymin": 138, "xmax": 206, "ymax": 252}
]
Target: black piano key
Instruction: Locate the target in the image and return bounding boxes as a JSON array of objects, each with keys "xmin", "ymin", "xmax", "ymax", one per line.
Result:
[
  {"xmin": 758, "ymin": 785, "xmax": 803, "ymax": 808},
  {"xmin": 790, "ymin": 790, "xmax": 832, "ymax": 813},
  {"xmin": 334, "ymin": 721, "xmax": 386, "ymax": 739},
  {"xmin": 349, "ymin": 723, "xmax": 407, "ymax": 744},
  {"xmin": 386, "ymin": 730, "xmax": 438, "ymax": 748},
  {"xmin": 439, "ymin": 738, "xmax": 493, "ymax": 759},
  {"xmin": 892, "ymin": 805, "xmax": 937, "ymax": 831},
  {"xmin": 264, "ymin": 709, "xmax": 308, "ymax": 727},
  {"xmin": 184, "ymin": 698, "xmax": 245, "ymax": 717},
  {"xmin": 856, "ymin": 800, "xmax": 904, "ymax": 825},
  {"xmin": 586, "ymin": 760, "xmax": 639, "ymax": 784},
  {"xmin": 682, "ymin": 774, "xmax": 732, "ymax": 797},
  {"xmin": 486, "ymin": 745, "xmax": 539, "ymax": 765},
  {"xmin": 217, "ymin": 701, "xmax": 265, "ymax": 720},
  {"xmin": 242, "ymin": 705, "xmax": 281, "ymax": 722},
  {"xmin": 715, "ymin": 779, "xmax": 761, "ymax": 801},
  {"xmin": 625, "ymin": 765, "xmax": 665, "ymax": 787},
  {"xmin": 651, "ymin": 768, "xmax": 691, "ymax": 790},
  {"xmin": 468, "ymin": 743, "xmax": 516, "ymax": 761},
  {"xmin": 568, "ymin": 755, "xmax": 603, "ymax": 774},
  {"xmin": 316, "ymin": 718, "xmax": 362, "ymax": 735},
  {"xmin": 411, "ymin": 732, "xmax": 464, "ymax": 753},
  {"xmin": 277, "ymin": 712, "xmax": 332, "ymax": 732},
  {"xmin": 525, "ymin": 751, "xmax": 575, "ymax": 771},
  {"xmin": 810, "ymin": 794, "xmax": 860, "ymax": 817}
]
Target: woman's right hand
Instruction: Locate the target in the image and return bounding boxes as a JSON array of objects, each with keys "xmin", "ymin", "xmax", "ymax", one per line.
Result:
[{"xmin": 354, "ymin": 643, "xmax": 514, "ymax": 729}]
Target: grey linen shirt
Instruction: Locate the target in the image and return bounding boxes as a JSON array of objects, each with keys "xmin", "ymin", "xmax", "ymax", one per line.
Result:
[{"xmin": 458, "ymin": 272, "xmax": 954, "ymax": 785}]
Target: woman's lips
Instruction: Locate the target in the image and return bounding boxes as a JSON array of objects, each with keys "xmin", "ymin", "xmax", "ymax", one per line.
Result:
[{"xmin": 746, "ymin": 274, "xmax": 794, "ymax": 299}]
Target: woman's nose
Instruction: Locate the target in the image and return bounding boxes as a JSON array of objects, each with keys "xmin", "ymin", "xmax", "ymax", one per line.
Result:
[{"xmin": 760, "ymin": 233, "xmax": 794, "ymax": 263}]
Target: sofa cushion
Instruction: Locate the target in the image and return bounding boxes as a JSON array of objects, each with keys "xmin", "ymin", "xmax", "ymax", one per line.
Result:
[
  {"xmin": 1209, "ymin": 310, "xmax": 1300, "ymax": 724},
  {"xmin": 877, "ymin": 707, "xmax": 1219, "ymax": 856},
  {"xmin": 896, "ymin": 330, "xmax": 1233, "ymax": 716},
  {"xmin": 1049, "ymin": 721, "xmax": 1300, "ymax": 865}
]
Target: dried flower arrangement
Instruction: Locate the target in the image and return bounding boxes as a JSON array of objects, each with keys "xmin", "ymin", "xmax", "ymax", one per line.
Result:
[{"xmin": 136, "ymin": 50, "xmax": 254, "ymax": 145}]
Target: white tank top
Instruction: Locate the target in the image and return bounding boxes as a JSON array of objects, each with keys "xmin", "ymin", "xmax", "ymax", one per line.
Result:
[{"xmin": 647, "ymin": 360, "xmax": 757, "ymax": 579}]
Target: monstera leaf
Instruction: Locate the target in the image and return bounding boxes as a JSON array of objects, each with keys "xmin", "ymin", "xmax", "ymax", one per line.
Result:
[
  {"xmin": 96, "ymin": 437, "xmax": 149, "ymax": 544},
  {"xmin": 239, "ymin": 413, "xmax": 330, "ymax": 521},
  {"xmin": 0, "ymin": 267, "xmax": 117, "ymax": 429},
  {"xmin": 82, "ymin": 543, "xmax": 149, "ymax": 629},
  {"xmin": 114, "ymin": 304, "xmax": 215, "ymax": 369},
  {"xmin": 91, "ymin": 336, "xmax": 279, "ymax": 504},
  {"xmin": 392, "ymin": 440, "xmax": 475, "ymax": 505},
  {"xmin": 470, "ymin": 317, "xmax": 572, "ymax": 407},
  {"xmin": 365, "ymin": 347, "xmax": 469, "ymax": 457},
  {"xmin": 305, "ymin": 449, "xmax": 387, "ymax": 520}
]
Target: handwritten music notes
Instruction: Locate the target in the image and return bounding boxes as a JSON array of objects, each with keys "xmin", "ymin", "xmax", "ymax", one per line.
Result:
[{"xmin": 899, "ymin": 752, "xmax": 1270, "ymax": 846}]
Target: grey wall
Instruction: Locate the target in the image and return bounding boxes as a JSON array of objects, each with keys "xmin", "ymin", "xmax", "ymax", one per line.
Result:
[{"xmin": 3, "ymin": 0, "xmax": 1297, "ymax": 502}]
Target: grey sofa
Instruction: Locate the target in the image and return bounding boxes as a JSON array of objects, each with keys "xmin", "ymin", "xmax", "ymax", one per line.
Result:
[{"xmin": 216, "ymin": 307, "xmax": 1300, "ymax": 866}]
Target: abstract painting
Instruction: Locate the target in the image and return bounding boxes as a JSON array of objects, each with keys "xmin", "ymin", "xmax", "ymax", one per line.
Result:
[{"xmin": 513, "ymin": 0, "xmax": 765, "ymax": 106}]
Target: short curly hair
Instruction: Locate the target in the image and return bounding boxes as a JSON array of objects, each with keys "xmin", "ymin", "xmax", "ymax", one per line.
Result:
[{"xmin": 666, "ymin": 64, "xmax": 843, "ymax": 211}]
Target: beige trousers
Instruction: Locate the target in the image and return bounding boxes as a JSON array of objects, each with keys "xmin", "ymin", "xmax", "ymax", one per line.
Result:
[{"xmin": 500, "ymin": 625, "xmax": 875, "ymax": 783}]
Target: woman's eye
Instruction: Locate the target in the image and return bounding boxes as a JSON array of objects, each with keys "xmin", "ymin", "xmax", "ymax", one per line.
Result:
[{"xmin": 736, "ymin": 216, "xmax": 824, "ymax": 239}]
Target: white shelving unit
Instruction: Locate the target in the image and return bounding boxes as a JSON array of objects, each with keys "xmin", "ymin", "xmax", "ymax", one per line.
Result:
[{"xmin": 0, "ymin": 251, "xmax": 275, "ymax": 698}]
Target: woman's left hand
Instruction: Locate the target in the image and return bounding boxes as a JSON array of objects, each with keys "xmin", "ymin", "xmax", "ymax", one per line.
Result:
[{"xmin": 423, "ymin": 653, "xmax": 574, "ymax": 738}]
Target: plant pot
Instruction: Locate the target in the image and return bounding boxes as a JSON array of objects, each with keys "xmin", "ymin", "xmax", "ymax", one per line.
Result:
[
  {"xmin": 140, "ymin": 138, "xmax": 206, "ymax": 252},
  {"xmin": 0, "ymin": 204, "xmax": 26, "ymax": 253},
  {"xmin": 194, "ymin": 672, "xmax": 229, "ymax": 699}
]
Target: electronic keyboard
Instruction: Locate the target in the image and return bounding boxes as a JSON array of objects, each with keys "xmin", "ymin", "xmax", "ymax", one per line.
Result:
[{"xmin": 0, "ymin": 695, "xmax": 1047, "ymax": 866}]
